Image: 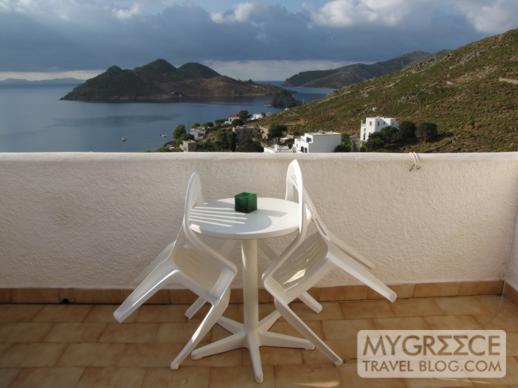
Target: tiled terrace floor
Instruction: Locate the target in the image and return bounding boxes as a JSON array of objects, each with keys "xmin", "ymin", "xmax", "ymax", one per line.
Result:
[{"xmin": 1, "ymin": 295, "xmax": 518, "ymax": 387}]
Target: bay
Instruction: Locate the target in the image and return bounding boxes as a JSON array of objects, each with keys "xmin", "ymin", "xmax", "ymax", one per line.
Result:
[{"xmin": 0, "ymin": 83, "xmax": 331, "ymax": 152}]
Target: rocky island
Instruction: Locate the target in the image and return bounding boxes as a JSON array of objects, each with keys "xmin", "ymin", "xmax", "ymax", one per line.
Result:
[{"xmin": 62, "ymin": 59, "xmax": 282, "ymax": 102}]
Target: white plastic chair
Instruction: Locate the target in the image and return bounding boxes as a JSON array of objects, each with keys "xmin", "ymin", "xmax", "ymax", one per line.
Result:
[
  {"xmin": 184, "ymin": 160, "xmax": 322, "ymax": 321},
  {"xmin": 113, "ymin": 171, "xmax": 237, "ymax": 370},
  {"xmin": 263, "ymin": 181, "xmax": 397, "ymax": 366}
]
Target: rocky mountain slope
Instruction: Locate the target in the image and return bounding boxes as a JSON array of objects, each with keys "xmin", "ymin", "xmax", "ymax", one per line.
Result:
[
  {"xmin": 264, "ymin": 29, "xmax": 518, "ymax": 152},
  {"xmin": 284, "ymin": 51, "xmax": 431, "ymax": 89}
]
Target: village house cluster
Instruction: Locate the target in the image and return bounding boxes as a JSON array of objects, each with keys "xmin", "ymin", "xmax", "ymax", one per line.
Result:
[{"xmin": 179, "ymin": 113, "xmax": 400, "ymax": 153}]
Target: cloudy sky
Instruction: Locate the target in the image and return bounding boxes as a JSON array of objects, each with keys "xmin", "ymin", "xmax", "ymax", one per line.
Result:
[{"xmin": 0, "ymin": 0, "xmax": 517, "ymax": 80}]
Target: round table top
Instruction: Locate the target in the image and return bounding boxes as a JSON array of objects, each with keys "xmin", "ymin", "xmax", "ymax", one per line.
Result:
[{"xmin": 188, "ymin": 197, "xmax": 299, "ymax": 240}]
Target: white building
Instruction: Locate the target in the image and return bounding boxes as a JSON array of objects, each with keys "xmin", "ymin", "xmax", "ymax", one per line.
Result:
[
  {"xmin": 360, "ymin": 117, "xmax": 399, "ymax": 142},
  {"xmin": 180, "ymin": 140, "xmax": 197, "ymax": 152},
  {"xmin": 189, "ymin": 127, "xmax": 206, "ymax": 141},
  {"xmin": 250, "ymin": 113, "xmax": 264, "ymax": 121},
  {"xmin": 293, "ymin": 132, "xmax": 342, "ymax": 153},
  {"xmin": 224, "ymin": 113, "xmax": 241, "ymax": 125},
  {"xmin": 263, "ymin": 144, "xmax": 294, "ymax": 154}
]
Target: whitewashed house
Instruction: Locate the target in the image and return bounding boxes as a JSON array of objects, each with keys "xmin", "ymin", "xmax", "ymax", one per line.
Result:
[
  {"xmin": 293, "ymin": 132, "xmax": 342, "ymax": 153},
  {"xmin": 224, "ymin": 113, "xmax": 241, "ymax": 125},
  {"xmin": 189, "ymin": 127, "xmax": 206, "ymax": 141},
  {"xmin": 250, "ymin": 113, "xmax": 264, "ymax": 121},
  {"xmin": 263, "ymin": 144, "xmax": 293, "ymax": 154},
  {"xmin": 360, "ymin": 117, "xmax": 399, "ymax": 142}
]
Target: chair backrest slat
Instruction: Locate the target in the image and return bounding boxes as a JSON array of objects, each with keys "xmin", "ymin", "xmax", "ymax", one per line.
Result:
[
  {"xmin": 263, "ymin": 160, "xmax": 309, "ymax": 283},
  {"xmin": 183, "ymin": 171, "xmax": 237, "ymax": 274}
]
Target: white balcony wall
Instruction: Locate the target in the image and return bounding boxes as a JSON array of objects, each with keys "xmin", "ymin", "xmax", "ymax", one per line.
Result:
[{"xmin": 1, "ymin": 152, "xmax": 518, "ymax": 290}]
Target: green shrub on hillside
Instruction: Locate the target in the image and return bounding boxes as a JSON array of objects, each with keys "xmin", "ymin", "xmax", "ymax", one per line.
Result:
[{"xmin": 416, "ymin": 122, "xmax": 438, "ymax": 142}]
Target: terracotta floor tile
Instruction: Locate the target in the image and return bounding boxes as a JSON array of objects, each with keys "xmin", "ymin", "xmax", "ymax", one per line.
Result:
[
  {"xmin": 209, "ymin": 365, "xmax": 274, "ymax": 388},
  {"xmin": 274, "ymin": 364, "xmax": 342, "ymax": 388},
  {"xmin": 291, "ymin": 302, "xmax": 343, "ymax": 321},
  {"xmin": 136, "ymin": 305, "xmax": 189, "ymax": 323},
  {"xmin": 508, "ymin": 332, "xmax": 518, "ymax": 356},
  {"xmin": 270, "ymin": 320, "xmax": 324, "ymax": 338},
  {"xmin": 242, "ymin": 346, "xmax": 302, "ymax": 366},
  {"xmin": 259, "ymin": 303, "xmax": 276, "ymax": 319},
  {"xmin": 322, "ymin": 319, "xmax": 376, "ymax": 341},
  {"xmin": 0, "ymin": 297, "xmax": 513, "ymax": 387},
  {"xmin": 32, "ymin": 305, "xmax": 92, "ymax": 322},
  {"xmin": 0, "ymin": 368, "xmax": 19, "ymax": 388},
  {"xmin": 210, "ymin": 324, "xmax": 236, "ymax": 342},
  {"xmin": 458, "ymin": 280, "xmax": 503, "ymax": 296},
  {"xmin": 121, "ymin": 341, "xmax": 243, "ymax": 368},
  {"xmin": 0, "ymin": 290, "xmax": 10, "ymax": 304},
  {"xmin": 471, "ymin": 385, "xmax": 518, "ymax": 388},
  {"xmin": 84, "ymin": 305, "xmax": 137, "ymax": 323},
  {"xmin": 476, "ymin": 295, "xmax": 517, "ymax": 315},
  {"xmin": 318, "ymin": 285, "xmax": 368, "ymax": 301},
  {"xmin": 424, "ymin": 315, "xmax": 482, "ymax": 330},
  {"xmin": 0, "ymin": 343, "xmax": 66, "ymax": 367},
  {"xmin": 434, "ymin": 297, "xmax": 486, "ymax": 316},
  {"xmin": 414, "ymin": 282, "xmax": 460, "ymax": 298},
  {"xmin": 340, "ymin": 300, "xmax": 395, "ymax": 319},
  {"xmin": 338, "ymin": 362, "xmax": 406, "ymax": 387},
  {"xmin": 182, "ymin": 348, "xmax": 243, "ymax": 368},
  {"xmin": 77, "ymin": 367, "xmax": 145, "ymax": 388},
  {"xmin": 119, "ymin": 343, "xmax": 181, "ymax": 368},
  {"xmin": 157, "ymin": 322, "xmax": 210, "ymax": 344},
  {"xmin": 373, "ymin": 317, "xmax": 430, "ymax": 330},
  {"xmin": 0, "ymin": 322, "xmax": 52, "ymax": 343},
  {"xmin": 44, "ymin": 322, "xmax": 106, "ymax": 343},
  {"xmin": 405, "ymin": 377, "xmax": 474, "ymax": 387},
  {"xmin": 58, "ymin": 343, "xmax": 126, "ymax": 367},
  {"xmin": 0, "ymin": 305, "xmax": 42, "ymax": 323},
  {"xmin": 221, "ymin": 304, "xmax": 243, "ymax": 321},
  {"xmin": 144, "ymin": 367, "xmax": 210, "ymax": 388},
  {"xmin": 468, "ymin": 357, "xmax": 518, "ymax": 386},
  {"xmin": 474, "ymin": 309, "xmax": 518, "ymax": 332},
  {"xmin": 0, "ymin": 343, "xmax": 10, "ymax": 356},
  {"xmin": 302, "ymin": 339, "xmax": 357, "ymax": 364},
  {"xmin": 391, "ymin": 298, "xmax": 443, "ymax": 317},
  {"xmin": 99, "ymin": 323, "xmax": 159, "ymax": 343},
  {"xmin": 9, "ymin": 368, "xmax": 84, "ymax": 388}
]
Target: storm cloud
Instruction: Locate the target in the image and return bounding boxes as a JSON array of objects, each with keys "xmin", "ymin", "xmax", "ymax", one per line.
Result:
[{"xmin": 0, "ymin": 0, "xmax": 516, "ymax": 78}]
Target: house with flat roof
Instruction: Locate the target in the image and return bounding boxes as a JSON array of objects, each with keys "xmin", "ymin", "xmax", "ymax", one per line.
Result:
[
  {"xmin": 293, "ymin": 132, "xmax": 342, "ymax": 153},
  {"xmin": 360, "ymin": 117, "xmax": 399, "ymax": 142}
]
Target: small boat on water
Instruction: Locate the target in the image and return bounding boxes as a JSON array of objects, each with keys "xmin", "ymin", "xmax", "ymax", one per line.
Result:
[
  {"xmin": 121, "ymin": 137, "xmax": 127, "ymax": 142},
  {"xmin": 161, "ymin": 134, "xmax": 167, "ymax": 138}
]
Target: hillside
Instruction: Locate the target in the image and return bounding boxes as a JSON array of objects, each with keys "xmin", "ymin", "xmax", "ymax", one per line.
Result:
[
  {"xmin": 285, "ymin": 51, "xmax": 431, "ymax": 88},
  {"xmin": 263, "ymin": 29, "xmax": 518, "ymax": 152},
  {"xmin": 62, "ymin": 59, "xmax": 279, "ymax": 101}
]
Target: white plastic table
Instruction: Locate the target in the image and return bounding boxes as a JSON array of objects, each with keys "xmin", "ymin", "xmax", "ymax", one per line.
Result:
[{"xmin": 189, "ymin": 197, "xmax": 313, "ymax": 383}]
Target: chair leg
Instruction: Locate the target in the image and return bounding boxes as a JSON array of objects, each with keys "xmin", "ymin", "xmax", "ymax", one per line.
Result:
[
  {"xmin": 246, "ymin": 331, "xmax": 264, "ymax": 383},
  {"xmin": 275, "ymin": 300, "xmax": 343, "ymax": 366},
  {"xmin": 185, "ymin": 296, "xmax": 206, "ymax": 319},
  {"xmin": 299, "ymin": 292, "xmax": 323, "ymax": 313},
  {"xmin": 114, "ymin": 259, "xmax": 177, "ymax": 323},
  {"xmin": 170, "ymin": 291, "xmax": 230, "ymax": 370}
]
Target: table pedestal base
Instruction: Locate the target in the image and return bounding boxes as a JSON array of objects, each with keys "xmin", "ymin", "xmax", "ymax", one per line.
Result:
[{"xmin": 191, "ymin": 312, "xmax": 314, "ymax": 383}]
